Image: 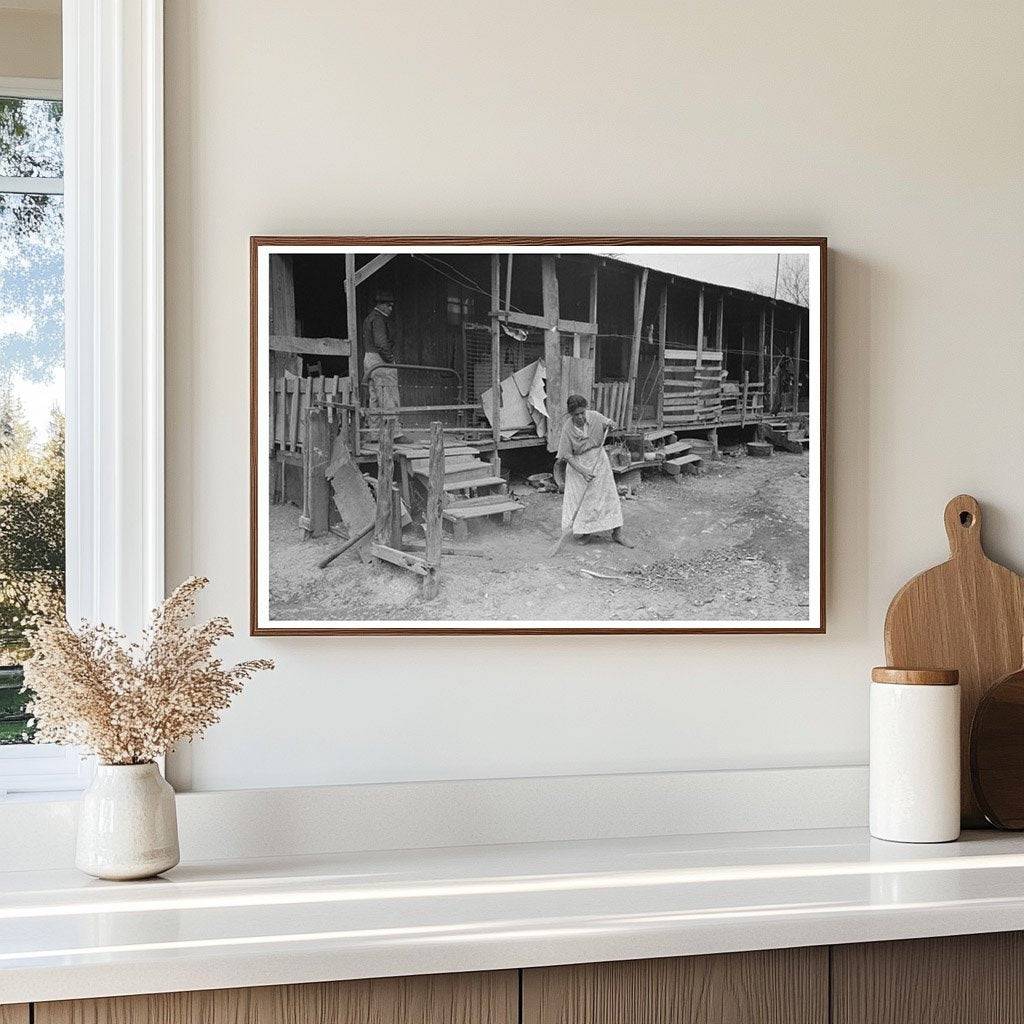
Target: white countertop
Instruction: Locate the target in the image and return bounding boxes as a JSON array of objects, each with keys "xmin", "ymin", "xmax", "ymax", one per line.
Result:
[{"xmin": 4, "ymin": 826, "xmax": 1024, "ymax": 1004}]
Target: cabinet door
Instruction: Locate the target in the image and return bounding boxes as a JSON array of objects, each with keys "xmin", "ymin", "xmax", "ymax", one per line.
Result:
[
  {"xmin": 832, "ymin": 932, "xmax": 1024, "ymax": 1024},
  {"xmin": 0, "ymin": 1006, "xmax": 29, "ymax": 1024},
  {"xmin": 522, "ymin": 948, "xmax": 828, "ymax": 1024},
  {"xmin": 36, "ymin": 971, "xmax": 517, "ymax": 1024}
]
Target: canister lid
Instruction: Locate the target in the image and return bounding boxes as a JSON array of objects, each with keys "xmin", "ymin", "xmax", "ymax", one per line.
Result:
[{"xmin": 871, "ymin": 667, "xmax": 959, "ymax": 686}]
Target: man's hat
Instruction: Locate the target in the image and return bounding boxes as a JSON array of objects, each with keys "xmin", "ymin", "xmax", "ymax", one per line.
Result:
[{"xmin": 375, "ymin": 289, "xmax": 395, "ymax": 304}]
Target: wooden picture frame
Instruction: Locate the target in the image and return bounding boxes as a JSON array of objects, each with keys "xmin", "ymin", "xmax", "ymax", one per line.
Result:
[{"xmin": 250, "ymin": 237, "xmax": 827, "ymax": 635}]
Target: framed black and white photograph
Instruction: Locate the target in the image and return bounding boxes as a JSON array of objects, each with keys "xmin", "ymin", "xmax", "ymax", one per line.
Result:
[{"xmin": 250, "ymin": 237, "xmax": 826, "ymax": 635}]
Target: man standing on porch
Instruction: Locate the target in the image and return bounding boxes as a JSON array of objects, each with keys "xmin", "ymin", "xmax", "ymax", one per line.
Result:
[{"xmin": 362, "ymin": 289, "xmax": 401, "ymax": 439}]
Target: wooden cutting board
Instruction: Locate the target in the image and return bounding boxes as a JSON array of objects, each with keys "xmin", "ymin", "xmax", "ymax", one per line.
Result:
[
  {"xmin": 969, "ymin": 653, "xmax": 1024, "ymax": 829},
  {"xmin": 884, "ymin": 494, "xmax": 1024, "ymax": 825}
]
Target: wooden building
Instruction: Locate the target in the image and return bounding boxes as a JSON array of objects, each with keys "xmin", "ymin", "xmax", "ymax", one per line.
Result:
[{"xmin": 268, "ymin": 251, "xmax": 810, "ymax": 484}]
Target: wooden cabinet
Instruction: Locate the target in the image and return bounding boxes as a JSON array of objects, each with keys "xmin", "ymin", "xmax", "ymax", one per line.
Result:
[
  {"xmin": 832, "ymin": 932, "xmax": 1024, "ymax": 1024},
  {"xmin": 522, "ymin": 948, "xmax": 828, "ymax": 1024},
  {"xmin": 21, "ymin": 932, "xmax": 1024, "ymax": 1024},
  {"xmin": 34, "ymin": 971, "xmax": 517, "ymax": 1024}
]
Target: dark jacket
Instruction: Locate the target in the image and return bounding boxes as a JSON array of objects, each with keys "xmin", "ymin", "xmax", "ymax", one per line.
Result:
[{"xmin": 362, "ymin": 307, "xmax": 396, "ymax": 363}]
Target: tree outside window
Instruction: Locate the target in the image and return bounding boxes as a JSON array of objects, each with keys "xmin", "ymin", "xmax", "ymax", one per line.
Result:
[{"xmin": 0, "ymin": 95, "xmax": 65, "ymax": 745}]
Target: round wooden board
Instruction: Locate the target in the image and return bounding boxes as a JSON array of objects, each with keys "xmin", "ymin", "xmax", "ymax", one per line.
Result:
[
  {"xmin": 884, "ymin": 495, "xmax": 1024, "ymax": 826},
  {"xmin": 970, "ymin": 664, "xmax": 1024, "ymax": 829}
]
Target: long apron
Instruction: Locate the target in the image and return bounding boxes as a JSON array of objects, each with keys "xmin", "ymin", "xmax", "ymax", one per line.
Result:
[{"xmin": 561, "ymin": 445, "xmax": 623, "ymax": 535}]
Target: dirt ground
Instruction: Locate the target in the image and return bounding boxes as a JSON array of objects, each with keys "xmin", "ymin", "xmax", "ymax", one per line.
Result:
[{"xmin": 268, "ymin": 447, "xmax": 811, "ymax": 624}]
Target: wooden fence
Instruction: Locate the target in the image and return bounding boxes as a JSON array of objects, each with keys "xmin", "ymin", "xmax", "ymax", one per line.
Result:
[
  {"xmin": 270, "ymin": 375, "xmax": 351, "ymax": 452},
  {"xmin": 592, "ymin": 381, "xmax": 634, "ymax": 425}
]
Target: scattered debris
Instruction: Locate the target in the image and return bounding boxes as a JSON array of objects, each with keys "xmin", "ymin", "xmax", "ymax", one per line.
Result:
[
  {"xmin": 581, "ymin": 569, "xmax": 629, "ymax": 581},
  {"xmin": 527, "ymin": 472, "xmax": 558, "ymax": 492}
]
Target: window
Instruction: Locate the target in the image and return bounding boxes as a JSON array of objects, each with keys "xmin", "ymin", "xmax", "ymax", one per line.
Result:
[
  {"xmin": 0, "ymin": 82, "xmax": 85, "ymax": 797},
  {"xmin": 446, "ymin": 286, "xmax": 474, "ymax": 325},
  {"xmin": 0, "ymin": 7, "xmax": 166, "ymax": 797}
]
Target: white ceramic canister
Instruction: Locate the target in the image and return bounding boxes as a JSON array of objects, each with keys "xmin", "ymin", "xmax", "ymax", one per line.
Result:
[
  {"xmin": 869, "ymin": 667, "xmax": 961, "ymax": 843},
  {"xmin": 76, "ymin": 762, "xmax": 180, "ymax": 880}
]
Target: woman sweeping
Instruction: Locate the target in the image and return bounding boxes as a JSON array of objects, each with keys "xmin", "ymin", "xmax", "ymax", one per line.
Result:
[{"xmin": 551, "ymin": 394, "xmax": 634, "ymax": 555}]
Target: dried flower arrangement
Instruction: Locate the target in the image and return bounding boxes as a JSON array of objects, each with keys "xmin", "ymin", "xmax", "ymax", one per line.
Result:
[{"xmin": 22, "ymin": 576, "xmax": 273, "ymax": 765}]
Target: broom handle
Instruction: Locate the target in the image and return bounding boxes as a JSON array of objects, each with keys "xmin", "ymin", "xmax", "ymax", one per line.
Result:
[{"xmin": 567, "ymin": 425, "xmax": 610, "ymax": 531}]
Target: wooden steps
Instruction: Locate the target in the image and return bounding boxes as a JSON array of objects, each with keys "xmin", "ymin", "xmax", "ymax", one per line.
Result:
[
  {"xmin": 409, "ymin": 454, "xmax": 487, "ymax": 474},
  {"xmin": 663, "ymin": 453, "xmax": 702, "ymax": 478},
  {"xmin": 443, "ymin": 499, "xmax": 523, "ymax": 520},
  {"xmin": 660, "ymin": 439, "xmax": 694, "ymax": 457},
  {"xmin": 411, "ymin": 452, "xmax": 503, "ymax": 489},
  {"xmin": 446, "ymin": 493, "xmax": 513, "ymax": 511},
  {"xmin": 443, "ymin": 496, "xmax": 525, "ymax": 541},
  {"xmin": 442, "ymin": 475, "xmax": 505, "ymax": 492},
  {"xmin": 400, "ymin": 444, "xmax": 518, "ymax": 532},
  {"xmin": 643, "ymin": 428, "xmax": 676, "ymax": 443},
  {"xmin": 404, "ymin": 446, "xmax": 524, "ymax": 539}
]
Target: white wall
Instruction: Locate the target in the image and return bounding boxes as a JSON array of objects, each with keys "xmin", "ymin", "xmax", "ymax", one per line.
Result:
[
  {"xmin": 0, "ymin": 5, "xmax": 61, "ymax": 80},
  {"xmin": 164, "ymin": 0, "xmax": 1024, "ymax": 792}
]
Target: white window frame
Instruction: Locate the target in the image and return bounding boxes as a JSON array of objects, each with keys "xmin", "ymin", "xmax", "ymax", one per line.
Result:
[{"xmin": 0, "ymin": 0, "xmax": 165, "ymax": 799}]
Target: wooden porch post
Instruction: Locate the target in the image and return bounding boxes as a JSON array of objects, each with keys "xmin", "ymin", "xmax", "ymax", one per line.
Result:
[
  {"xmin": 792, "ymin": 313, "xmax": 803, "ymax": 415},
  {"xmin": 625, "ymin": 267, "xmax": 648, "ymax": 430},
  {"xmin": 696, "ymin": 286, "xmax": 705, "ymax": 368},
  {"xmin": 305, "ymin": 405, "xmax": 330, "ymax": 538},
  {"xmin": 270, "ymin": 255, "xmax": 296, "ymax": 336},
  {"xmin": 373, "ymin": 416, "xmax": 396, "ymax": 549},
  {"xmin": 422, "ymin": 421, "xmax": 443, "ymax": 600},
  {"xmin": 344, "ymin": 253, "xmax": 360, "ymax": 456},
  {"xmin": 459, "ymin": 291, "xmax": 468, "ymax": 404},
  {"xmin": 504, "ymin": 253, "xmax": 513, "ymax": 316},
  {"xmin": 490, "ymin": 254, "xmax": 502, "ymax": 473},
  {"xmin": 757, "ymin": 308, "xmax": 766, "ymax": 386},
  {"xmin": 657, "ymin": 283, "xmax": 667, "ymax": 430},
  {"xmin": 542, "ymin": 255, "xmax": 561, "ymax": 452},
  {"xmin": 588, "ymin": 264, "xmax": 599, "ymax": 363},
  {"xmin": 768, "ymin": 303, "xmax": 776, "ymax": 413},
  {"xmin": 716, "ymin": 292, "xmax": 724, "ymax": 350}
]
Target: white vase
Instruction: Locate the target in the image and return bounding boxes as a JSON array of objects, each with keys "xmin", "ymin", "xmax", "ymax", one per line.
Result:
[{"xmin": 76, "ymin": 762, "xmax": 180, "ymax": 880}]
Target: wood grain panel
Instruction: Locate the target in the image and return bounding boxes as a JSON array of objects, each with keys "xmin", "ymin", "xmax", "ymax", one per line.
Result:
[
  {"xmin": 0, "ymin": 1006, "xmax": 29, "ymax": 1024},
  {"xmin": 522, "ymin": 948, "xmax": 827, "ymax": 1024},
  {"xmin": 36, "ymin": 971, "xmax": 517, "ymax": 1024},
  {"xmin": 832, "ymin": 932, "xmax": 1024, "ymax": 1024}
]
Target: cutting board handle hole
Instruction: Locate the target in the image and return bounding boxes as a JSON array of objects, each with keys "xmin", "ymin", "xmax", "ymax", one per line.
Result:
[{"xmin": 944, "ymin": 494, "xmax": 983, "ymax": 556}]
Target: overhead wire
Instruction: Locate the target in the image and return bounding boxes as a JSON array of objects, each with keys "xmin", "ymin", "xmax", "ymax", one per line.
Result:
[{"xmin": 410, "ymin": 253, "xmax": 530, "ymax": 315}]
